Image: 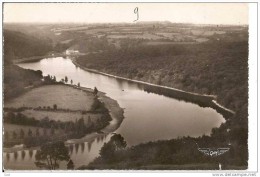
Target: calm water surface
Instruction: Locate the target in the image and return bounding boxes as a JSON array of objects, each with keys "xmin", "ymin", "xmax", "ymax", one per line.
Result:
[{"xmin": 4, "ymin": 57, "xmax": 225, "ymax": 170}]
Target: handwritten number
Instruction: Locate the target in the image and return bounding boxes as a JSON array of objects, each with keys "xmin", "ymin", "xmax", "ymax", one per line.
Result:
[{"xmin": 134, "ymin": 7, "xmax": 139, "ymax": 22}]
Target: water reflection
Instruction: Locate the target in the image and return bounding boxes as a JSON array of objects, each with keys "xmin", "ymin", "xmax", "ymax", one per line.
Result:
[
  {"xmin": 75, "ymin": 144, "xmax": 79, "ymax": 154},
  {"xmin": 14, "ymin": 152, "xmax": 18, "ymax": 160},
  {"xmin": 6, "ymin": 153, "xmax": 10, "ymax": 161},
  {"xmin": 69, "ymin": 144, "xmax": 74, "ymax": 154},
  {"xmin": 96, "ymin": 136, "xmax": 100, "ymax": 143},
  {"xmin": 4, "ymin": 57, "xmax": 226, "ymax": 170},
  {"xmin": 80, "ymin": 143, "xmax": 85, "ymax": 153},
  {"xmin": 88, "ymin": 140, "xmax": 93, "ymax": 152},
  {"xmin": 29, "ymin": 150, "xmax": 33, "ymax": 158},
  {"xmin": 21, "ymin": 151, "xmax": 26, "ymax": 160}
]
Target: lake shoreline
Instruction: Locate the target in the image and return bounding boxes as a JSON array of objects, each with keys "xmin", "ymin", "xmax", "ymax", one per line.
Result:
[
  {"xmin": 12, "ymin": 54, "xmax": 67, "ymax": 64},
  {"xmin": 13, "ymin": 55, "xmax": 235, "ymax": 118},
  {"xmin": 65, "ymin": 86, "xmax": 125, "ymax": 144},
  {"xmin": 71, "ymin": 58, "xmax": 235, "ymax": 119},
  {"xmin": 3, "ymin": 84, "xmax": 125, "ymax": 153}
]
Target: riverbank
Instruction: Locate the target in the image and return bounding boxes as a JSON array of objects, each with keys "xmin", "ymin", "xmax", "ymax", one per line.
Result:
[
  {"xmin": 3, "ymin": 84, "xmax": 124, "ymax": 153},
  {"xmin": 65, "ymin": 86, "xmax": 125, "ymax": 144},
  {"xmin": 72, "ymin": 58, "xmax": 235, "ymax": 119},
  {"xmin": 12, "ymin": 52, "xmax": 87, "ymax": 64},
  {"xmin": 12, "ymin": 53, "xmax": 67, "ymax": 64}
]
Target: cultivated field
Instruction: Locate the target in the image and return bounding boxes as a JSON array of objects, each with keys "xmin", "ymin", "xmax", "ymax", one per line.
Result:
[{"xmin": 5, "ymin": 85, "xmax": 95, "ymax": 111}]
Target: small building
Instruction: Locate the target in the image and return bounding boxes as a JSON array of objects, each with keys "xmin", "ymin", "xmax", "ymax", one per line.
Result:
[{"xmin": 65, "ymin": 49, "xmax": 79, "ymax": 55}]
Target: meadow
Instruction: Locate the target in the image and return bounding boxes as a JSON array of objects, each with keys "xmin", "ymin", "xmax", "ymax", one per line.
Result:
[{"xmin": 5, "ymin": 85, "xmax": 95, "ymax": 111}]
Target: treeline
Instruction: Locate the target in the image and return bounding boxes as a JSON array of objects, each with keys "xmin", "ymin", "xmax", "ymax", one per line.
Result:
[
  {"xmin": 4, "ymin": 110, "xmax": 111, "ymax": 135},
  {"xmin": 86, "ymin": 132, "xmax": 247, "ymax": 170},
  {"xmin": 4, "ymin": 110, "xmax": 112, "ymax": 147},
  {"xmin": 4, "ymin": 66, "xmax": 64, "ymax": 101}
]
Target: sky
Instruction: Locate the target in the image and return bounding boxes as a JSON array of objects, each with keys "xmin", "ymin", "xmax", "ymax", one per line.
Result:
[{"xmin": 4, "ymin": 3, "xmax": 248, "ymax": 25}]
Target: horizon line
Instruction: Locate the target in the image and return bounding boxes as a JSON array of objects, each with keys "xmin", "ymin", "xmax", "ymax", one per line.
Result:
[{"xmin": 3, "ymin": 21, "xmax": 249, "ymax": 26}]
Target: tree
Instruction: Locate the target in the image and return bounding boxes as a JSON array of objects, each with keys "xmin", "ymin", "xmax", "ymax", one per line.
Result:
[
  {"xmin": 44, "ymin": 75, "xmax": 53, "ymax": 84},
  {"xmin": 53, "ymin": 76, "xmax": 56, "ymax": 82},
  {"xmin": 76, "ymin": 118, "xmax": 86, "ymax": 135},
  {"xmin": 13, "ymin": 131, "xmax": 17, "ymax": 139},
  {"xmin": 43, "ymin": 128, "xmax": 47, "ymax": 136},
  {"xmin": 110, "ymin": 134, "xmax": 127, "ymax": 150},
  {"xmin": 35, "ymin": 141, "xmax": 70, "ymax": 170},
  {"xmin": 70, "ymin": 79, "xmax": 73, "ymax": 85},
  {"xmin": 65, "ymin": 76, "xmax": 68, "ymax": 83},
  {"xmin": 99, "ymin": 141, "xmax": 115, "ymax": 161},
  {"xmin": 99, "ymin": 134, "xmax": 127, "ymax": 161},
  {"xmin": 53, "ymin": 104, "xmax": 57, "ymax": 110},
  {"xmin": 5, "ymin": 132, "xmax": 9, "ymax": 141},
  {"xmin": 51, "ymin": 127, "xmax": 55, "ymax": 135},
  {"xmin": 67, "ymin": 159, "xmax": 74, "ymax": 170},
  {"xmin": 93, "ymin": 87, "xmax": 98, "ymax": 96},
  {"xmin": 77, "ymin": 82, "xmax": 80, "ymax": 87},
  {"xmin": 20, "ymin": 129, "xmax": 25, "ymax": 139},
  {"xmin": 28, "ymin": 129, "xmax": 33, "ymax": 137},
  {"xmin": 36, "ymin": 128, "xmax": 40, "ymax": 136},
  {"xmin": 87, "ymin": 116, "xmax": 91, "ymax": 127}
]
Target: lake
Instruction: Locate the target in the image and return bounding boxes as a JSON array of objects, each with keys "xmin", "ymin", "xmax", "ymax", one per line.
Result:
[{"xmin": 4, "ymin": 57, "xmax": 225, "ymax": 170}]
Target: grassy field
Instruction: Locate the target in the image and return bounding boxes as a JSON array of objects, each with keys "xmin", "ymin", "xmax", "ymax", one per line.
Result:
[
  {"xmin": 5, "ymin": 85, "xmax": 95, "ymax": 111},
  {"xmin": 21, "ymin": 109, "xmax": 102, "ymax": 125}
]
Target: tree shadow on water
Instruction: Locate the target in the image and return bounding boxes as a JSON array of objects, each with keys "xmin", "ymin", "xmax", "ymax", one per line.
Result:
[
  {"xmin": 80, "ymin": 143, "xmax": 85, "ymax": 153},
  {"xmin": 21, "ymin": 150, "xmax": 26, "ymax": 160}
]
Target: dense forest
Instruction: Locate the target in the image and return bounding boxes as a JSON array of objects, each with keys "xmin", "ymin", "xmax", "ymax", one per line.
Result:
[
  {"xmin": 77, "ymin": 31, "xmax": 249, "ymax": 169},
  {"xmin": 4, "ymin": 65, "xmax": 44, "ymax": 100},
  {"xmin": 3, "ymin": 30, "xmax": 53, "ymax": 100},
  {"xmin": 77, "ymin": 33, "xmax": 248, "ymax": 114},
  {"xmin": 4, "ymin": 30, "xmax": 52, "ymax": 61},
  {"xmin": 85, "ymin": 132, "xmax": 247, "ymax": 170}
]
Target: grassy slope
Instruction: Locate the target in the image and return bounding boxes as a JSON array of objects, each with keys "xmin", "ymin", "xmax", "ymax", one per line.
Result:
[
  {"xmin": 4, "ymin": 29, "xmax": 53, "ymax": 100},
  {"xmin": 5, "ymin": 85, "xmax": 95, "ymax": 111},
  {"xmin": 4, "ymin": 30, "xmax": 52, "ymax": 60}
]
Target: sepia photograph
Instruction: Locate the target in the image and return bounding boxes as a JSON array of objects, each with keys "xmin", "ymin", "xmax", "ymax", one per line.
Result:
[{"xmin": 1, "ymin": 1, "xmax": 258, "ymax": 175}]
